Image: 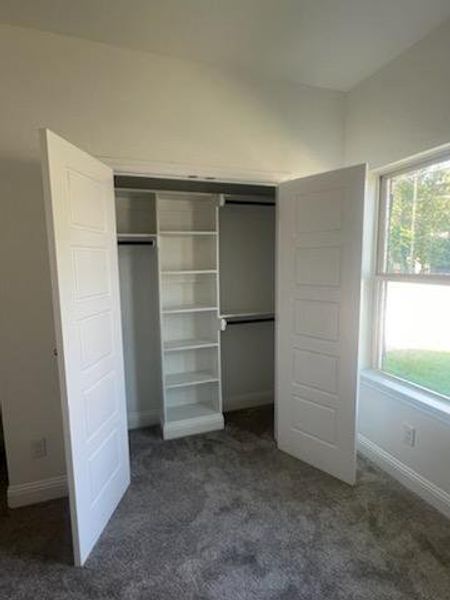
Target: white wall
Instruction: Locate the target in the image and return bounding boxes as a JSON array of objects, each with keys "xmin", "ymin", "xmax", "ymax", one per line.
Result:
[
  {"xmin": 345, "ymin": 18, "xmax": 450, "ymax": 168},
  {"xmin": 345, "ymin": 18, "xmax": 450, "ymax": 517},
  {"xmin": 358, "ymin": 376, "xmax": 450, "ymax": 518},
  {"xmin": 0, "ymin": 23, "xmax": 345, "ymax": 502}
]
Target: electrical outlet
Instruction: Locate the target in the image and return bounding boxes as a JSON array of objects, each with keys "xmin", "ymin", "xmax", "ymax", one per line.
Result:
[
  {"xmin": 402, "ymin": 423, "xmax": 416, "ymax": 447},
  {"xmin": 31, "ymin": 438, "xmax": 47, "ymax": 459}
]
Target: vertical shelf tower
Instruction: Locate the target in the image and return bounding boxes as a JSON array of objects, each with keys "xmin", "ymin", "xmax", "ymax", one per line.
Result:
[{"xmin": 156, "ymin": 192, "xmax": 224, "ymax": 439}]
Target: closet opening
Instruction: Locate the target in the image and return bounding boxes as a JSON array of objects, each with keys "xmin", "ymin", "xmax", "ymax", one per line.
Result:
[{"xmin": 114, "ymin": 176, "xmax": 276, "ymax": 441}]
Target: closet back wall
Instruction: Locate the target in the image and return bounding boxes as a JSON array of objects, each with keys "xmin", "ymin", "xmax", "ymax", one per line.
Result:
[
  {"xmin": 220, "ymin": 202, "xmax": 275, "ymax": 410},
  {"xmin": 0, "ymin": 23, "xmax": 345, "ymax": 499}
]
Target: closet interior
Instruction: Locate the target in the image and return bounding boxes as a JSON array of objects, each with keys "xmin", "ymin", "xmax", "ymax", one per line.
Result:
[{"xmin": 115, "ymin": 178, "xmax": 276, "ymax": 439}]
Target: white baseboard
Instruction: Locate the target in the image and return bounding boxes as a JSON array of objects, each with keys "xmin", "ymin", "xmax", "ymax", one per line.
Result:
[
  {"xmin": 127, "ymin": 408, "xmax": 160, "ymax": 430},
  {"xmin": 8, "ymin": 475, "xmax": 68, "ymax": 508},
  {"xmin": 358, "ymin": 434, "xmax": 450, "ymax": 520},
  {"xmin": 223, "ymin": 390, "xmax": 273, "ymax": 413}
]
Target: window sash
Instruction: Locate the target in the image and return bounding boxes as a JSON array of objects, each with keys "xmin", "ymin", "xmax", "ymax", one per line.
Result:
[
  {"xmin": 378, "ymin": 157, "xmax": 450, "ymax": 279},
  {"xmin": 376, "ymin": 273, "xmax": 450, "ymax": 284},
  {"xmin": 373, "ymin": 279, "xmax": 449, "ymax": 401}
]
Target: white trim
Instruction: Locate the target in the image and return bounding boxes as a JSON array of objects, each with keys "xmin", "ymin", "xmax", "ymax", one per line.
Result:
[
  {"xmin": 97, "ymin": 155, "xmax": 291, "ymax": 185},
  {"xmin": 376, "ymin": 172, "xmax": 389, "ymax": 276},
  {"xmin": 163, "ymin": 413, "xmax": 224, "ymax": 440},
  {"xmin": 8, "ymin": 475, "xmax": 68, "ymax": 508},
  {"xmin": 358, "ymin": 434, "xmax": 450, "ymax": 520},
  {"xmin": 375, "ymin": 273, "xmax": 450, "ymax": 285},
  {"xmin": 224, "ymin": 390, "xmax": 273, "ymax": 412},
  {"xmin": 371, "ymin": 142, "xmax": 450, "ymax": 176},
  {"xmin": 361, "ymin": 370, "xmax": 450, "ymax": 425},
  {"xmin": 127, "ymin": 409, "xmax": 160, "ymax": 430}
]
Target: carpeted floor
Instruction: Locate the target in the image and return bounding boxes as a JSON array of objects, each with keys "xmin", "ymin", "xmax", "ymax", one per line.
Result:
[{"xmin": 0, "ymin": 406, "xmax": 449, "ymax": 599}]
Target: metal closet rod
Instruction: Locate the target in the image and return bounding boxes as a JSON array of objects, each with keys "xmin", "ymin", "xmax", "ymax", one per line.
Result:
[
  {"xmin": 117, "ymin": 240, "xmax": 156, "ymax": 246},
  {"xmin": 226, "ymin": 316, "xmax": 275, "ymax": 325},
  {"xmin": 224, "ymin": 197, "xmax": 276, "ymax": 207}
]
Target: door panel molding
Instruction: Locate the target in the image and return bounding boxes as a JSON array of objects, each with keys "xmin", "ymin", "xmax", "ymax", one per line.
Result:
[
  {"xmin": 41, "ymin": 129, "xmax": 130, "ymax": 566},
  {"xmin": 276, "ymin": 164, "xmax": 367, "ymax": 485}
]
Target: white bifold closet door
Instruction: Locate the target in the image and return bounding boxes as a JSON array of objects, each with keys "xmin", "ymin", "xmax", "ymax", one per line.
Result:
[
  {"xmin": 276, "ymin": 165, "xmax": 367, "ymax": 485},
  {"xmin": 40, "ymin": 129, "xmax": 130, "ymax": 566}
]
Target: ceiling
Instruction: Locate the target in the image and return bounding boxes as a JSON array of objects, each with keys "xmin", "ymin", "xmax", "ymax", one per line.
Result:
[{"xmin": 1, "ymin": 0, "xmax": 449, "ymax": 91}]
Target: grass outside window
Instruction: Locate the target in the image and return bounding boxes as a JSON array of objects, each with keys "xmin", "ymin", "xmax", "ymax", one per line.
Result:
[{"xmin": 383, "ymin": 349, "xmax": 450, "ymax": 397}]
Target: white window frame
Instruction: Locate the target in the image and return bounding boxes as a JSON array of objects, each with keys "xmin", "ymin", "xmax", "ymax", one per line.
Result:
[{"xmin": 374, "ymin": 151, "xmax": 450, "ymax": 401}]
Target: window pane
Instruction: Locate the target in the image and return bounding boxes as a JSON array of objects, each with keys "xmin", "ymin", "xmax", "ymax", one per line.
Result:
[
  {"xmin": 385, "ymin": 159, "xmax": 450, "ymax": 275},
  {"xmin": 381, "ymin": 282, "xmax": 450, "ymax": 397}
]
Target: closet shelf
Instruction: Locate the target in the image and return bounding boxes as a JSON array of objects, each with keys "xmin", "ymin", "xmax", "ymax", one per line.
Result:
[
  {"xmin": 159, "ymin": 230, "xmax": 217, "ymax": 237},
  {"xmin": 165, "ymin": 371, "xmax": 219, "ymax": 389},
  {"xmin": 164, "ymin": 339, "xmax": 218, "ymax": 352},
  {"xmin": 166, "ymin": 403, "xmax": 220, "ymax": 423},
  {"xmin": 161, "ymin": 269, "xmax": 218, "ymax": 275},
  {"xmin": 162, "ymin": 304, "xmax": 218, "ymax": 314}
]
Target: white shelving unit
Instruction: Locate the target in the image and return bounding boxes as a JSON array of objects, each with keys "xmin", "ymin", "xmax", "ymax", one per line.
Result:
[{"xmin": 156, "ymin": 192, "xmax": 224, "ymax": 439}]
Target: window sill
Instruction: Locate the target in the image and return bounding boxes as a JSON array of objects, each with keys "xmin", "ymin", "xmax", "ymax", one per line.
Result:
[{"xmin": 360, "ymin": 369, "xmax": 450, "ymax": 424}]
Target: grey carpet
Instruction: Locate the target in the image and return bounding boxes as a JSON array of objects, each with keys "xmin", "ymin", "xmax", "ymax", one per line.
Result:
[{"xmin": 0, "ymin": 406, "xmax": 449, "ymax": 599}]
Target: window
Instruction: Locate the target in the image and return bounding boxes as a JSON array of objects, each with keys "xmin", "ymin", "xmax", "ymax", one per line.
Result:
[{"xmin": 376, "ymin": 156, "xmax": 450, "ymax": 399}]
